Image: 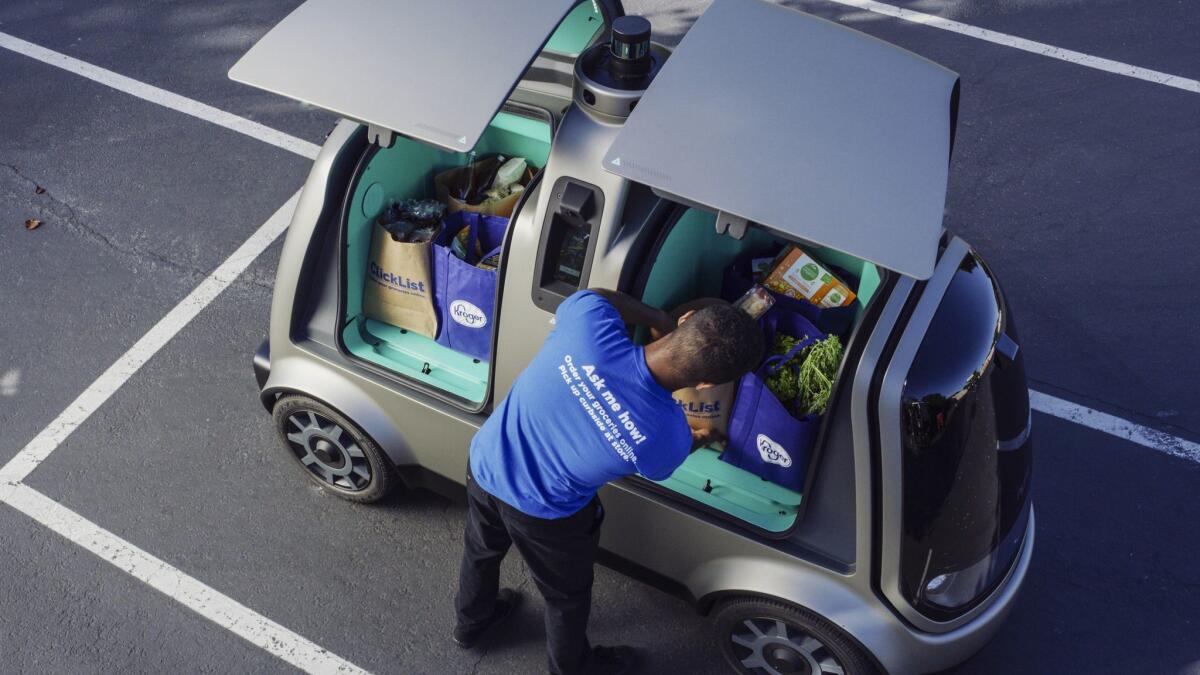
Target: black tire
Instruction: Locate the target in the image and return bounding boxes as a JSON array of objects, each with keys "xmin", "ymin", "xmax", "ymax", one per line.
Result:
[
  {"xmin": 271, "ymin": 395, "xmax": 398, "ymax": 503},
  {"xmin": 711, "ymin": 597, "xmax": 879, "ymax": 675}
]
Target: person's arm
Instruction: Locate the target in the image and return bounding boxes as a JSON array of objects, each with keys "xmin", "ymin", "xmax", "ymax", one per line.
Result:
[
  {"xmin": 588, "ymin": 288, "xmax": 676, "ymax": 337},
  {"xmin": 690, "ymin": 427, "xmax": 727, "ymax": 452},
  {"xmin": 639, "ymin": 425, "xmax": 721, "ymax": 480}
]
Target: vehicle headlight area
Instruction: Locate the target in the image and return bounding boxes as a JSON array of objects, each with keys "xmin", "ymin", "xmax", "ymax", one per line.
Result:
[{"xmin": 899, "ymin": 250, "xmax": 1034, "ymax": 622}]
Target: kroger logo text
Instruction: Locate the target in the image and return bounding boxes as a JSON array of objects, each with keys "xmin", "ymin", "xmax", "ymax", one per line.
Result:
[
  {"xmin": 756, "ymin": 433, "xmax": 792, "ymax": 468},
  {"xmin": 451, "ymin": 299, "xmax": 487, "ymax": 328}
]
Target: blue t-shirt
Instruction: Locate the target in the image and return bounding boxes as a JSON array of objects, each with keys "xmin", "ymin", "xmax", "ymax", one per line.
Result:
[{"xmin": 470, "ymin": 291, "xmax": 691, "ymax": 518}]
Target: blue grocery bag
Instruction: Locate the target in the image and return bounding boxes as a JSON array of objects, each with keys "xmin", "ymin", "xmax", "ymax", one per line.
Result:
[
  {"xmin": 721, "ymin": 307, "xmax": 825, "ymax": 492},
  {"xmin": 432, "ymin": 211, "xmax": 509, "ymax": 362}
]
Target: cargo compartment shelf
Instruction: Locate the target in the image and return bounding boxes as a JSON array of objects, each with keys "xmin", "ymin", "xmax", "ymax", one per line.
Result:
[
  {"xmin": 343, "ymin": 318, "xmax": 489, "ymax": 403},
  {"xmin": 655, "ymin": 448, "xmax": 802, "ymax": 533}
]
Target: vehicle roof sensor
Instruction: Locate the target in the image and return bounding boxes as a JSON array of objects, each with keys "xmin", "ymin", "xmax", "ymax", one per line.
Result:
[{"xmin": 573, "ymin": 14, "xmax": 668, "ymax": 120}]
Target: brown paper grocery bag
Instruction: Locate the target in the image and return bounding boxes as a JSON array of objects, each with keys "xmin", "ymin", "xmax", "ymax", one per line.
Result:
[
  {"xmin": 674, "ymin": 381, "xmax": 737, "ymax": 435},
  {"xmin": 362, "ymin": 222, "xmax": 439, "ymax": 338},
  {"xmin": 435, "ymin": 164, "xmax": 535, "ymax": 219}
]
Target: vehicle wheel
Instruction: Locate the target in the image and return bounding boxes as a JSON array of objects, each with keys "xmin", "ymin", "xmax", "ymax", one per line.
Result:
[
  {"xmin": 271, "ymin": 395, "xmax": 398, "ymax": 503},
  {"xmin": 712, "ymin": 597, "xmax": 878, "ymax": 675}
]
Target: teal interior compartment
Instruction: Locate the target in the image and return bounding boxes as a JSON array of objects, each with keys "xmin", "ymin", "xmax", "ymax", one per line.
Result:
[
  {"xmin": 640, "ymin": 208, "xmax": 779, "ymax": 313},
  {"xmin": 342, "ymin": 111, "xmax": 553, "ymax": 403},
  {"xmin": 544, "ymin": 1, "xmax": 604, "ymax": 56},
  {"xmin": 639, "ymin": 207, "xmax": 881, "ymax": 531},
  {"xmin": 656, "ymin": 449, "xmax": 803, "ymax": 533},
  {"xmin": 641, "ymin": 208, "xmax": 880, "ymax": 318}
]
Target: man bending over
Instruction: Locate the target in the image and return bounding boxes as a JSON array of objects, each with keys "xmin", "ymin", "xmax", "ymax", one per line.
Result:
[{"xmin": 453, "ymin": 289, "xmax": 763, "ymax": 675}]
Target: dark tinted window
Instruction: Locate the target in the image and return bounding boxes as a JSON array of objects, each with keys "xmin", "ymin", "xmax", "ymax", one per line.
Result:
[
  {"xmin": 899, "ymin": 253, "xmax": 1033, "ymax": 620},
  {"xmin": 551, "ymin": 220, "xmax": 590, "ymax": 288}
]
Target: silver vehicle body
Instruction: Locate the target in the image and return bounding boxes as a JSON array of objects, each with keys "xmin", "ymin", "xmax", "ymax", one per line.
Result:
[{"xmin": 234, "ymin": 1, "xmax": 1034, "ymax": 672}]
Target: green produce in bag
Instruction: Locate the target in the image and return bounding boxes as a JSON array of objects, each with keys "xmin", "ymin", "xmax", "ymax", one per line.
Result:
[{"xmin": 764, "ymin": 333, "xmax": 844, "ymax": 417}]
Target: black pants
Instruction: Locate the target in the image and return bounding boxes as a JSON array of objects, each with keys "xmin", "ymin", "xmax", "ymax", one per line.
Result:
[{"xmin": 456, "ymin": 470, "xmax": 604, "ymax": 675}]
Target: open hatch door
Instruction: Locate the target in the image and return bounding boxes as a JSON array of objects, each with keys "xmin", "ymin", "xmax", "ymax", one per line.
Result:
[
  {"xmin": 603, "ymin": 0, "xmax": 959, "ymax": 279},
  {"xmin": 230, "ymin": 0, "xmax": 602, "ymax": 152}
]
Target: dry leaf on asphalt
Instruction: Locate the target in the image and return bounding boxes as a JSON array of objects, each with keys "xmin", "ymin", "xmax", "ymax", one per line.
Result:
[
  {"xmin": 24, "ymin": 218, "xmax": 41, "ymax": 230},
  {"xmin": 34, "ymin": 186, "xmax": 46, "ymax": 195}
]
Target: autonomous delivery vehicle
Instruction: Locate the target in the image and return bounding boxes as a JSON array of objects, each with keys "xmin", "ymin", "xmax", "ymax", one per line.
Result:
[{"xmin": 231, "ymin": 1, "xmax": 1034, "ymax": 672}]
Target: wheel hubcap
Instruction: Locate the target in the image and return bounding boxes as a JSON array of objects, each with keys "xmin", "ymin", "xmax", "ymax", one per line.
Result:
[
  {"xmin": 284, "ymin": 411, "xmax": 371, "ymax": 491},
  {"xmin": 731, "ymin": 617, "xmax": 845, "ymax": 675},
  {"xmin": 311, "ymin": 439, "xmax": 344, "ymax": 469},
  {"xmin": 766, "ymin": 645, "xmax": 809, "ymax": 674}
]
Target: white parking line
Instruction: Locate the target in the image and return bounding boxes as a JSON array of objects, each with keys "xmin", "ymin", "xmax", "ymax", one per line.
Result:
[
  {"xmin": 1031, "ymin": 392, "xmax": 1200, "ymax": 464},
  {"xmin": 0, "ymin": 194, "xmax": 298, "ymax": 486},
  {"xmin": 0, "ymin": 189, "xmax": 371, "ymax": 672},
  {"xmin": 821, "ymin": 0, "xmax": 1200, "ymax": 94},
  {"xmin": 0, "ymin": 31, "xmax": 321, "ymax": 159},
  {"xmin": 0, "ymin": 194, "xmax": 374, "ymax": 675},
  {"xmin": 2, "ymin": 484, "xmax": 368, "ymax": 675}
]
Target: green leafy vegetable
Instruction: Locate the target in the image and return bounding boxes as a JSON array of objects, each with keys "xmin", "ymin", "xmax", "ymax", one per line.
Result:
[
  {"xmin": 764, "ymin": 334, "xmax": 804, "ymax": 403},
  {"xmin": 763, "ymin": 333, "xmax": 844, "ymax": 417},
  {"xmin": 798, "ymin": 335, "xmax": 843, "ymax": 416}
]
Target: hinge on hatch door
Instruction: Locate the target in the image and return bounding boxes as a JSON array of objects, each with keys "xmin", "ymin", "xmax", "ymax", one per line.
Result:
[
  {"xmin": 715, "ymin": 211, "xmax": 749, "ymax": 240},
  {"xmin": 367, "ymin": 124, "xmax": 395, "ymax": 149}
]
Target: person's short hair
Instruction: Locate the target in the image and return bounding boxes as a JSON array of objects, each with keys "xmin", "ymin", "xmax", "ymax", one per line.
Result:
[{"xmin": 667, "ymin": 304, "xmax": 764, "ymax": 385}]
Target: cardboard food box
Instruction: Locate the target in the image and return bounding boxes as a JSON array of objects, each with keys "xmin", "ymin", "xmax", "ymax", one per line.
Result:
[{"xmin": 763, "ymin": 245, "xmax": 857, "ymax": 308}]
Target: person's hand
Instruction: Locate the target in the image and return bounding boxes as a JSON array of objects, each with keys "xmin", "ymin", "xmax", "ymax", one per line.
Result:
[{"xmin": 690, "ymin": 427, "xmax": 727, "ymax": 452}]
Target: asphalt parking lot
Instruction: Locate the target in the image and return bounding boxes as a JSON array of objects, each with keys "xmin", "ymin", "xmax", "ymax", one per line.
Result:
[{"xmin": 1, "ymin": 1, "xmax": 1197, "ymax": 673}]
